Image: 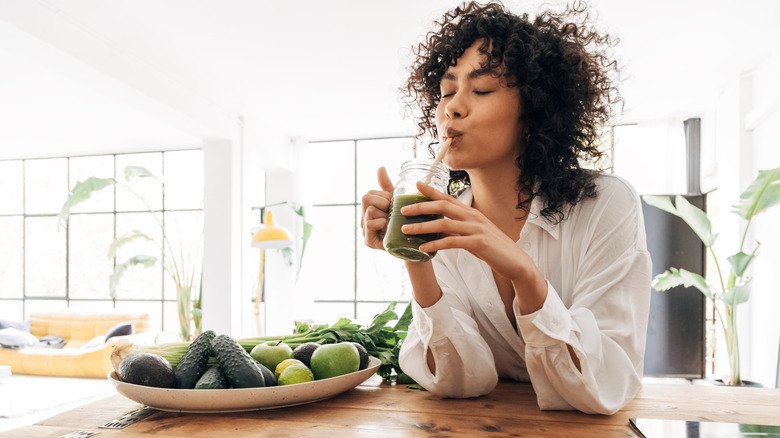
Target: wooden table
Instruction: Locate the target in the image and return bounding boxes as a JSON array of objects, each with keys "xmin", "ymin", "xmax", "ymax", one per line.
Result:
[{"xmin": 2, "ymin": 376, "xmax": 779, "ymax": 437}]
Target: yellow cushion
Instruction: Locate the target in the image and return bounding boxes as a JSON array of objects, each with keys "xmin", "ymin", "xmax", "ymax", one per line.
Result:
[{"xmin": 0, "ymin": 310, "xmax": 153, "ymax": 378}]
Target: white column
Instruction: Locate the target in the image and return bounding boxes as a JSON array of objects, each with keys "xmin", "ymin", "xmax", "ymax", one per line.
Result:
[{"xmin": 202, "ymin": 138, "xmax": 243, "ymax": 336}]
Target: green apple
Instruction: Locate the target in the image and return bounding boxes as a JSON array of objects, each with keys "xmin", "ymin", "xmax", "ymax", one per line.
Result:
[
  {"xmin": 309, "ymin": 342, "xmax": 360, "ymax": 380},
  {"xmin": 250, "ymin": 341, "xmax": 293, "ymax": 372}
]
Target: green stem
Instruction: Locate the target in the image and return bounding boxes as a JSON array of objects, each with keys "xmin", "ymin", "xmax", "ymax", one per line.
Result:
[
  {"xmin": 712, "ymin": 299, "xmax": 729, "ymax": 345},
  {"xmin": 708, "ymin": 246, "xmax": 727, "ymax": 299},
  {"xmin": 177, "ymin": 284, "xmax": 192, "ymax": 341},
  {"xmin": 707, "ymin": 246, "xmax": 743, "ymax": 385},
  {"xmin": 738, "ymin": 215, "xmax": 754, "ymax": 253},
  {"xmin": 729, "ymin": 304, "xmax": 741, "ymax": 385}
]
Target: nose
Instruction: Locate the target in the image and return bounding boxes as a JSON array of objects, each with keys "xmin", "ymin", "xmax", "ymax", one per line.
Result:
[{"xmin": 444, "ymin": 92, "xmax": 466, "ymax": 120}]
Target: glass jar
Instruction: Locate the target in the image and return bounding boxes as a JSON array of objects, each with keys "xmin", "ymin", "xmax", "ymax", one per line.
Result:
[{"xmin": 383, "ymin": 158, "xmax": 450, "ymax": 262}]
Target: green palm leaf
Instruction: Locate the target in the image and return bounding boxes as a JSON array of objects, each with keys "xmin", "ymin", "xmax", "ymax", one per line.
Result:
[
  {"xmin": 643, "ymin": 195, "xmax": 717, "ymax": 247},
  {"xmin": 109, "ymin": 255, "xmax": 157, "ymax": 298},
  {"xmin": 124, "ymin": 165, "xmax": 157, "ymax": 180},
  {"xmin": 107, "ymin": 230, "xmax": 154, "ymax": 259},
  {"xmin": 720, "ymin": 280, "xmax": 752, "ymax": 307},
  {"xmin": 57, "ymin": 177, "xmax": 116, "ymax": 229},
  {"xmin": 726, "ymin": 251, "xmax": 754, "ymax": 278},
  {"xmin": 642, "ymin": 195, "xmax": 677, "ymax": 216},
  {"xmin": 652, "ymin": 268, "xmax": 713, "ymax": 300},
  {"xmin": 732, "ymin": 166, "xmax": 780, "ymax": 220}
]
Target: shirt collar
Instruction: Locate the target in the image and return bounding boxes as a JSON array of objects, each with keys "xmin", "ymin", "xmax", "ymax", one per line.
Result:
[
  {"xmin": 456, "ymin": 186, "xmax": 560, "ymax": 241},
  {"xmin": 526, "ymin": 194, "xmax": 560, "ymax": 240}
]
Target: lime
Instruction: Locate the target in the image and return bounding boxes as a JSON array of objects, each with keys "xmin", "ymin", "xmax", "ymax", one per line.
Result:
[
  {"xmin": 275, "ymin": 358, "xmax": 305, "ymax": 379},
  {"xmin": 277, "ymin": 363, "xmax": 314, "ymax": 385}
]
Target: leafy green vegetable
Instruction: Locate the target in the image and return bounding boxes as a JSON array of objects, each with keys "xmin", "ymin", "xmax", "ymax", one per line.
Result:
[{"xmin": 143, "ymin": 301, "xmax": 413, "ymax": 382}]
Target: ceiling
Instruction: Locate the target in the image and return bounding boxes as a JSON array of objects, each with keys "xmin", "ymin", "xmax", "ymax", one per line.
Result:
[{"xmin": 1, "ymin": 0, "xmax": 779, "ymax": 159}]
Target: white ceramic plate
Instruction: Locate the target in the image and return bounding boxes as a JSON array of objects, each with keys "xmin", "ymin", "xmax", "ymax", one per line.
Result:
[{"xmin": 107, "ymin": 356, "xmax": 381, "ymax": 413}]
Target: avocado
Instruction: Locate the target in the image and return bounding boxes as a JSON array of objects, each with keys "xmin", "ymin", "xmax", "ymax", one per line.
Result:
[
  {"xmin": 175, "ymin": 330, "xmax": 216, "ymax": 389},
  {"xmin": 292, "ymin": 342, "xmax": 321, "ymax": 369},
  {"xmin": 118, "ymin": 353, "xmax": 176, "ymax": 388},
  {"xmin": 211, "ymin": 334, "xmax": 266, "ymax": 388},
  {"xmin": 194, "ymin": 365, "xmax": 230, "ymax": 389},
  {"xmin": 350, "ymin": 342, "xmax": 369, "ymax": 370}
]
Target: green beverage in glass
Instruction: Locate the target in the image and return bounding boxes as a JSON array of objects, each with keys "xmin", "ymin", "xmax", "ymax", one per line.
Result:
[{"xmin": 383, "ymin": 159, "xmax": 450, "ymax": 262}]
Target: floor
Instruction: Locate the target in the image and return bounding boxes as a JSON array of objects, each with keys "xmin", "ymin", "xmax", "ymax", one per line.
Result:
[{"xmin": 0, "ymin": 372, "xmax": 115, "ymax": 433}]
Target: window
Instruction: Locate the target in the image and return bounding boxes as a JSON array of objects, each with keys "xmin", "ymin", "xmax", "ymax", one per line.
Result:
[
  {"xmin": 296, "ymin": 137, "xmax": 419, "ymax": 323},
  {"xmin": 0, "ymin": 150, "xmax": 204, "ymax": 333}
]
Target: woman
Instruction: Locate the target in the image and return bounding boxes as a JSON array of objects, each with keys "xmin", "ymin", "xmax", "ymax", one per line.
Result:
[{"xmin": 361, "ymin": 1, "xmax": 651, "ymax": 414}]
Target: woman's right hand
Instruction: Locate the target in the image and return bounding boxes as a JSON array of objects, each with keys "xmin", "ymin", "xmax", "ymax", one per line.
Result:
[{"xmin": 360, "ymin": 167, "xmax": 395, "ymax": 250}]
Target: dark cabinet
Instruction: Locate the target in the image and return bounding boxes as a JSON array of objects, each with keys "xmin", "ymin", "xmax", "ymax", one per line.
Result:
[{"xmin": 641, "ymin": 194, "xmax": 706, "ymax": 378}]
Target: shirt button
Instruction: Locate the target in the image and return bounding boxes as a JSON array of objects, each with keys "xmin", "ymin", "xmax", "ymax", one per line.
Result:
[{"xmin": 522, "ymin": 242, "xmax": 531, "ymax": 251}]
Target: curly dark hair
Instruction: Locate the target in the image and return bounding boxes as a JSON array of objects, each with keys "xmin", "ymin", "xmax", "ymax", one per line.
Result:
[{"xmin": 404, "ymin": 0, "xmax": 621, "ymax": 223}]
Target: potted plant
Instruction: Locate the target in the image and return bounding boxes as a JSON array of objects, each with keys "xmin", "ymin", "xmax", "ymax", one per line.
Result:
[
  {"xmin": 643, "ymin": 165, "xmax": 780, "ymax": 386},
  {"xmin": 58, "ymin": 166, "xmax": 203, "ymax": 341}
]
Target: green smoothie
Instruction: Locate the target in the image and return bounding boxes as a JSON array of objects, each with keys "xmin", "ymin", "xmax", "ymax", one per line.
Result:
[{"xmin": 384, "ymin": 193, "xmax": 442, "ymax": 262}]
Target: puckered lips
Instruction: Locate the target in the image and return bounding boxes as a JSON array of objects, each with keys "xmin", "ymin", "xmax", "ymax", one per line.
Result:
[{"xmin": 442, "ymin": 128, "xmax": 463, "ymax": 147}]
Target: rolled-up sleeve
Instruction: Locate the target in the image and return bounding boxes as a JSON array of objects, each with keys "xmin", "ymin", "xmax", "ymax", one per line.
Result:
[
  {"xmin": 515, "ymin": 179, "xmax": 652, "ymax": 414},
  {"xmin": 399, "ymin": 286, "xmax": 499, "ymax": 398}
]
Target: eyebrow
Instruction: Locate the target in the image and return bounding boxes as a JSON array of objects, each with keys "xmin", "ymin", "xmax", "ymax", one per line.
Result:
[{"xmin": 441, "ymin": 66, "xmax": 495, "ymax": 81}]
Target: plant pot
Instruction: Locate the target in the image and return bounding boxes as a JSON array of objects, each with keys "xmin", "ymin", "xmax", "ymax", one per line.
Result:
[{"xmin": 711, "ymin": 379, "xmax": 763, "ymax": 388}]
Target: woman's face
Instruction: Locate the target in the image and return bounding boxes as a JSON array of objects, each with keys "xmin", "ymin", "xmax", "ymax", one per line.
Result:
[{"xmin": 434, "ymin": 40, "xmax": 523, "ymax": 173}]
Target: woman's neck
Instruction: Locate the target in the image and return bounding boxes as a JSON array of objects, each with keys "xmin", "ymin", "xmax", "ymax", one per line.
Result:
[{"xmin": 468, "ymin": 166, "xmax": 527, "ymax": 240}]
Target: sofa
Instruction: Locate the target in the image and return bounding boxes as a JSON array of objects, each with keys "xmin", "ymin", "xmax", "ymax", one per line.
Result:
[{"xmin": 0, "ymin": 310, "xmax": 154, "ymax": 378}]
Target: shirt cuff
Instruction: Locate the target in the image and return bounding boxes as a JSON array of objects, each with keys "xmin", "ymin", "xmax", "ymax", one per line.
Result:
[
  {"xmin": 412, "ymin": 296, "xmax": 462, "ymax": 344},
  {"xmin": 514, "ymin": 281, "xmax": 572, "ymax": 346}
]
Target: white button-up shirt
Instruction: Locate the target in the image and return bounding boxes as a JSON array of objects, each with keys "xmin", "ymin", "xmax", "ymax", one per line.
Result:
[{"xmin": 399, "ymin": 173, "xmax": 652, "ymax": 414}]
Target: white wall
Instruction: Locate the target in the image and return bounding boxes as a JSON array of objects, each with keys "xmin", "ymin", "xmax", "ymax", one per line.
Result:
[
  {"xmin": 704, "ymin": 55, "xmax": 780, "ymax": 387},
  {"xmin": 743, "ymin": 56, "xmax": 780, "ymax": 387}
]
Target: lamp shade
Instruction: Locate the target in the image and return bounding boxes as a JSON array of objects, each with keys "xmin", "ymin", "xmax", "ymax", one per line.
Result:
[{"xmin": 251, "ymin": 211, "xmax": 293, "ymax": 249}]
